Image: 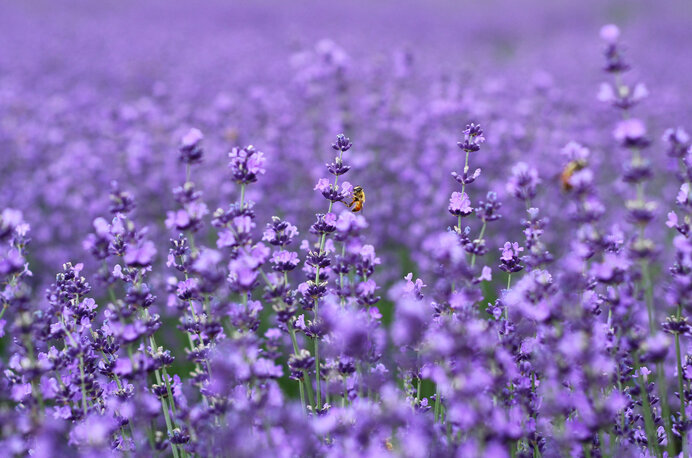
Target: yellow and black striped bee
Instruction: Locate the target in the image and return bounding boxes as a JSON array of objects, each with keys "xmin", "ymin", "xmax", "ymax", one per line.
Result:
[
  {"xmin": 560, "ymin": 160, "xmax": 587, "ymax": 191},
  {"xmin": 347, "ymin": 185, "xmax": 365, "ymax": 212}
]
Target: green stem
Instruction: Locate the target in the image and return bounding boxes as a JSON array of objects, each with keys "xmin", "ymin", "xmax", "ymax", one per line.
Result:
[
  {"xmin": 470, "ymin": 220, "xmax": 487, "ymax": 268},
  {"xmin": 183, "ymin": 272, "xmax": 210, "ymax": 377},
  {"xmin": 657, "ymin": 361, "xmax": 675, "ymax": 457},
  {"xmin": 78, "ymin": 355, "xmax": 88, "ymax": 415},
  {"xmin": 415, "ymin": 377, "xmax": 422, "ymax": 405},
  {"xmin": 160, "ymin": 395, "xmax": 181, "ymax": 458},
  {"xmin": 433, "ymin": 384, "xmax": 441, "ymax": 422},
  {"xmin": 342, "ymin": 375, "xmax": 348, "ymax": 408},
  {"xmin": 146, "ymin": 421, "xmax": 156, "ymax": 451},
  {"xmin": 633, "ymin": 354, "xmax": 659, "ymax": 456},
  {"xmin": 288, "ymin": 324, "xmax": 313, "ymax": 410},
  {"xmin": 339, "ymin": 243, "xmax": 346, "ymax": 307},
  {"xmin": 239, "ymin": 183, "xmax": 246, "ymax": 210},
  {"xmin": 140, "ymin": 309, "xmax": 182, "ymax": 456},
  {"xmin": 642, "ymin": 262, "xmax": 674, "ymax": 454},
  {"xmin": 504, "ymin": 275, "xmax": 512, "ymax": 321},
  {"xmin": 314, "ymin": 337, "xmax": 321, "ymax": 409},
  {"xmin": 144, "ymin": 312, "xmax": 180, "ymax": 415},
  {"xmin": 598, "ymin": 431, "xmax": 604, "ymax": 458},
  {"xmin": 455, "ymin": 151, "xmax": 469, "ymax": 233},
  {"xmin": 460, "ymin": 151, "xmax": 470, "ymax": 196},
  {"xmin": 641, "ymin": 261, "xmax": 655, "ymax": 335},
  {"xmin": 24, "ymin": 338, "xmax": 45, "ymax": 416},
  {"xmin": 583, "ymin": 443, "xmax": 591, "ymax": 458},
  {"xmin": 161, "ymin": 367, "xmax": 177, "ymax": 416}
]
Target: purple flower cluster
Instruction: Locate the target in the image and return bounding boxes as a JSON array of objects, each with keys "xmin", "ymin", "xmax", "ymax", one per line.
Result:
[{"xmin": 2, "ymin": 2, "xmax": 692, "ymax": 457}]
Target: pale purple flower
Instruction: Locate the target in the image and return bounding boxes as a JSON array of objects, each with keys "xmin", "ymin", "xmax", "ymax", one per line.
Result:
[
  {"xmin": 124, "ymin": 240, "xmax": 156, "ymax": 266},
  {"xmin": 448, "ymin": 191, "xmax": 472, "ymax": 216},
  {"xmin": 600, "ymin": 24, "xmax": 620, "ymax": 43},
  {"xmin": 181, "ymin": 127, "xmax": 204, "ymax": 149},
  {"xmin": 678, "ymin": 183, "xmax": 691, "ymax": 207},
  {"xmin": 613, "ymin": 118, "xmax": 649, "ymax": 147}
]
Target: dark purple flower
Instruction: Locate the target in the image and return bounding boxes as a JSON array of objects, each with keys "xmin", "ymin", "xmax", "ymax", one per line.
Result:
[
  {"xmin": 179, "ymin": 127, "xmax": 204, "ymax": 164},
  {"xmin": 457, "ymin": 123, "xmax": 485, "ymax": 153}
]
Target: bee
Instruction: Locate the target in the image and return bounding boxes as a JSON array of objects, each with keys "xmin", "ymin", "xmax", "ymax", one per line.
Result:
[
  {"xmin": 346, "ymin": 185, "xmax": 365, "ymax": 212},
  {"xmin": 560, "ymin": 160, "xmax": 587, "ymax": 191}
]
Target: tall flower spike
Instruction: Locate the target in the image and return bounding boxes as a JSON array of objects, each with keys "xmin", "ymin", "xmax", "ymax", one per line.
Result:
[{"xmin": 451, "ymin": 122, "xmax": 486, "ymax": 242}]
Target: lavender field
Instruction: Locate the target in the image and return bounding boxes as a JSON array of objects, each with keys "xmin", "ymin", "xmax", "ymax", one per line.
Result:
[{"xmin": 2, "ymin": 0, "xmax": 692, "ymax": 456}]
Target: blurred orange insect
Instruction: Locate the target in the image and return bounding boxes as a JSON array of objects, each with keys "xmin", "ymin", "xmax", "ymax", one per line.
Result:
[
  {"xmin": 560, "ymin": 160, "xmax": 587, "ymax": 191},
  {"xmin": 346, "ymin": 186, "xmax": 365, "ymax": 212}
]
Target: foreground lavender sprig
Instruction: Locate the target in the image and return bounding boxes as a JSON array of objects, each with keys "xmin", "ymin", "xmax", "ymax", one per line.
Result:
[{"xmin": 304, "ymin": 133, "xmax": 353, "ymax": 411}]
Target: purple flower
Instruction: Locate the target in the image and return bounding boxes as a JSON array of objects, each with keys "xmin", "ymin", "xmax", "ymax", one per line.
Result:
[
  {"xmin": 166, "ymin": 209, "xmax": 191, "ymax": 231},
  {"xmin": 613, "ymin": 118, "xmax": 649, "ymax": 148},
  {"xmin": 591, "ymin": 252, "xmax": 630, "ymax": 284},
  {"xmin": 500, "ymin": 242, "xmax": 523, "ymax": 262},
  {"xmin": 600, "ymin": 24, "xmax": 620, "ymax": 43},
  {"xmin": 597, "ymin": 82, "xmax": 648, "ymax": 109},
  {"xmin": 506, "ymin": 162, "xmax": 539, "ymax": 202},
  {"xmin": 181, "ymin": 127, "xmax": 203, "ymax": 149},
  {"xmin": 678, "ymin": 183, "xmax": 691, "ymax": 208},
  {"xmin": 357, "ymin": 278, "xmax": 377, "ymax": 296},
  {"xmin": 228, "ymin": 145, "xmax": 266, "ymax": 184},
  {"xmin": 403, "ymin": 273, "xmax": 426, "ymax": 299},
  {"xmin": 392, "ymin": 297, "xmax": 428, "ymax": 347},
  {"xmin": 457, "ymin": 123, "xmax": 485, "ymax": 153},
  {"xmin": 331, "ymin": 133, "xmax": 352, "ymax": 152},
  {"xmin": 271, "ymin": 250, "xmax": 300, "ymax": 272},
  {"xmin": 667, "ymin": 211, "xmax": 678, "ymax": 228},
  {"xmin": 448, "ymin": 192, "xmax": 473, "ymax": 217},
  {"xmin": 335, "ymin": 211, "xmax": 367, "ymax": 236},
  {"xmin": 262, "ymin": 217, "xmax": 299, "ymax": 246},
  {"xmin": 478, "ymin": 266, "xmax": 492, "ymax": 282},
  {"xmin": 663, "ymin": 127, "xmax": 690, "ymax": 158},
  {"xmin": 124, "ymin": 240, "xmax": 156, "ymax": 267},
  {"xmin": 179, "ymin": 127, "xmax": 204, "ymax": 164},
  {"xmin": 314, "ymin": 178, "xmax": 330, "ymax": 193},
  {"xmin": 359, "ymin": 244, "xmax": 380, "ymax": 265},
  {"xmin": 176, "ymin": 278, "xmax": 198, "ymax": 300}
]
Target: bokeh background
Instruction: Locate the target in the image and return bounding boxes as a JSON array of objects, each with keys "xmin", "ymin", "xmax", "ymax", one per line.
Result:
[{"xmin": 2, "ymin": 1, "xmax": 692, "ymax": 454}]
